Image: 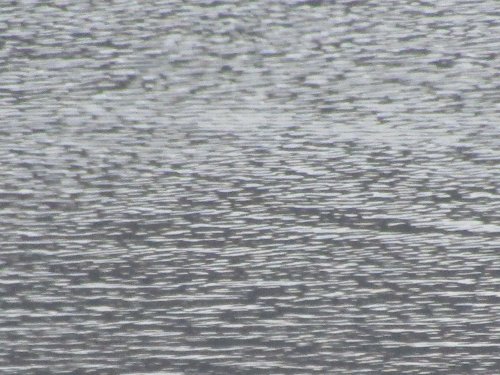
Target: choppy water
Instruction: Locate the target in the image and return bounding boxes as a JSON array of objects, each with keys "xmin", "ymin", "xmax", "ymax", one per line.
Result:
[{"xmin": 1, "ymin": 1, "xmax": 499, "ymax": 374}]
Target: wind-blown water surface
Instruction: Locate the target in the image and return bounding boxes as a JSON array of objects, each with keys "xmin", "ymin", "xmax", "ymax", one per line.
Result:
[{"xmin": 0, "ymin": 1, "xmax": 499, "ymax": 374}]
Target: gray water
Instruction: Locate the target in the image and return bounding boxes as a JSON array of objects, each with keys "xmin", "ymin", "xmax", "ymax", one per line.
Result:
[{"xmin": 1, "ymin": 1, "xmax": 499, "ymax": 374}]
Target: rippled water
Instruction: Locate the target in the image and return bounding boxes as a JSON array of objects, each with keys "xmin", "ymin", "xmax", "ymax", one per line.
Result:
[{"xmin": 1, "ymin": 1, "xmax": 499, "ymax": 374}]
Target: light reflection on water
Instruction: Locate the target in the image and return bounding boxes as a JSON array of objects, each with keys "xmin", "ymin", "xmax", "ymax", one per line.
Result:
[{"xmin": 0, "ymin": 0, "xmax": 499, "ymax": 374}]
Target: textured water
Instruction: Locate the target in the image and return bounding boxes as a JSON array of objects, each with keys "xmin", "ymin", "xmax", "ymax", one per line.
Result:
[{"xmin": 1, "ymin": 1, "xmax": 499, "ymax": 374}]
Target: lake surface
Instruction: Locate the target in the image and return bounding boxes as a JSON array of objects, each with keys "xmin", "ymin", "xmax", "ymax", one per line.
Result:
[{"xmin": 1, "ymin": 1, "xmax": 499, "ymax": 374}]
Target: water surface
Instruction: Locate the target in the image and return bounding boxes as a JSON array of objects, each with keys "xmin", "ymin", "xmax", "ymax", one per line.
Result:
[{"xmin": 0, "ymin": 1, "xmax": 499, "ymax": 374}]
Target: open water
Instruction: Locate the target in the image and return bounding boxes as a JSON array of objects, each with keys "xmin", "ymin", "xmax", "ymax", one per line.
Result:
[{"xmin": 0, "ymin": 1, "xmax": 499, "ymax": 374}]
